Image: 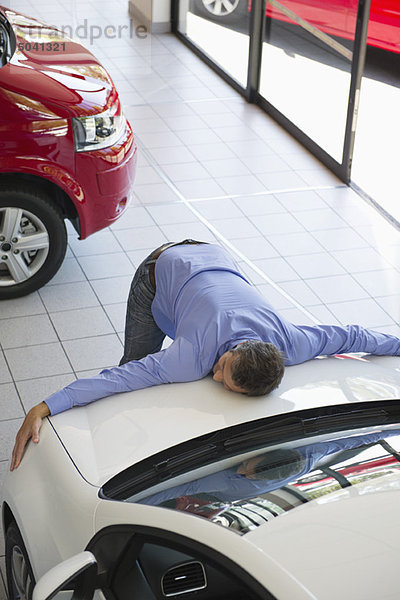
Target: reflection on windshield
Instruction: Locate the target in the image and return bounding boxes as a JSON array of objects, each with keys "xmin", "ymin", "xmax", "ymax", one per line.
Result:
[{"xmin": 137, "ymin": 428, "xmax": 400, "ymax": 534}]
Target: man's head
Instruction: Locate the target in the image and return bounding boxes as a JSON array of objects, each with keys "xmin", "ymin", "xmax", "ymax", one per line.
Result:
[
  {"xmin": 212, "ymin": 340, "xmax": 285, "ymax": 396},
  {"xmin": 236, "ymin": 448, "xmax": 305, "ymax": 481}
]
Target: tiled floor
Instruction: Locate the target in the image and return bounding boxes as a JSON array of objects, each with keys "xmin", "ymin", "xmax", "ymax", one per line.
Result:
[{"xmin": 1, "ymin": 0, "xmax": 400, "ymax": 596}]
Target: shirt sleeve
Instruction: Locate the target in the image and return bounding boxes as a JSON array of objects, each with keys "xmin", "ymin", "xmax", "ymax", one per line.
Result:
[
  {"xmin": 45, "ymin": 337, "xmax": 203, "ymax": 416},
  {"xmin": 286, "ymin": 324, "xmax": 400, "ymax": 365}
]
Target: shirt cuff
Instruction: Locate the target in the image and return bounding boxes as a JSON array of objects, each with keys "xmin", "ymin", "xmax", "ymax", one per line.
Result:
[{"xmin": 45, "ymin": 388, "xmax": 73, "ymax": 416}]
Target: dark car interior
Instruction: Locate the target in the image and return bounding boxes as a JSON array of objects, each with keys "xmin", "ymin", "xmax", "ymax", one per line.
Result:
[{"xmin": 85, "ymin": 525, "xmax": 272, "ymax": 600}]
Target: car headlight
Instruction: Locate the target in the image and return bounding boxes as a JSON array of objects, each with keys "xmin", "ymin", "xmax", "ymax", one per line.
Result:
[{"xmin": 72, "ymin": 98, "xmax": 126, "ymax": 152}]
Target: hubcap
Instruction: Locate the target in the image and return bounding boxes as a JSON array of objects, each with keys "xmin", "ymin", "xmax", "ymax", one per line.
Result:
[
  {"xmin": 202, "ymin": 0, "xmax": 241, "ymax": 17},
  {"xmin": 11, "ymin": 546, "xmax": 32, "ymax": 600},
  {"xmin": 0, "ymin": 207, "xmax": 50, "ymax": 287}
]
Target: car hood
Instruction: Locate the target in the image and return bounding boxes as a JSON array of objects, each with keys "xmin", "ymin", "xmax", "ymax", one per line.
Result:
[
  {"xmin": 0, "ymin": 7, "xmax": 114, "ymax": 117},
  {"xmin": 245, "ymin": 470, "xmax": 400, "ymax": 600},
  {"xmin": 49, "ymin": 354, "xmax": 400, "ymax": 488}
]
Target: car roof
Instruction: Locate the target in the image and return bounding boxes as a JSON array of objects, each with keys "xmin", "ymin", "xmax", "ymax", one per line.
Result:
[{"xmin": 49, "ymin": 355, "xmax": 400, "ymax": 487}]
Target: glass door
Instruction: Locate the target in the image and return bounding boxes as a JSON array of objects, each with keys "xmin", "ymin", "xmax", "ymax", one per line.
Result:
[
  {"xmin": 255, "ymin": 0, "xmax": 371, "ymax": 180},
  {"xmin": 175, "ymin": 0, "xmax": 252, "ymax": 89}
]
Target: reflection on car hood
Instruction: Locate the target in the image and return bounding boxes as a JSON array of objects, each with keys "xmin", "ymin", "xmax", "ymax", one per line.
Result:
[
  {"xmin": 246, "ymin": 469, "xmax": 400, "ymax": 600},
  {"xmin": 49, "ymin": 355, "xmax": 400, "ymax": 487},
  {"xmin": 0, "ymin": 7, "xmax": 114, "ymax": 116}
]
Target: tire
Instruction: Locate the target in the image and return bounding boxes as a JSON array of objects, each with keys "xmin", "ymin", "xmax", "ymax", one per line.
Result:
[
  {"xmin": 0, "ymin": 186, "xmax": 67, "ymax": 299},
  {"xmin": 191, "ymin": 0, "xmax": 248, "ymax": 25},
  {"xmin": 5, "ymin": 521, "xmax": 36, "ymax": 600}
]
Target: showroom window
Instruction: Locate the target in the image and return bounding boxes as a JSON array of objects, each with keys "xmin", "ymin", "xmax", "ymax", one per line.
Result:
[{"xmin": 172, "ymin": 0, "xmax": 371, "ymax": 184}]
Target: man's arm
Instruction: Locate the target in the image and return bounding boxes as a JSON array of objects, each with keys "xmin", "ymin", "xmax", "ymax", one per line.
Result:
[
  {"xmin": 287, "ymin": 324, "xmax": 400, "ymax": 365},
  {"xmin": 11, "ymin": 338, "xmax": 202, "ymax": 469}
]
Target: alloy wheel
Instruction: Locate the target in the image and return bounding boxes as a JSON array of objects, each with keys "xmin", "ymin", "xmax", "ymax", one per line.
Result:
[
  {"xmin": 201, "ymin": 0, "xmax": 241, "ymax": 17},
  {"xmin": 0, "ymin": 207, "xmax": 50, "ymax": 287},
  {"xmin": 11, "ymin": 546, "xmax": 33, "ymax": 600}
]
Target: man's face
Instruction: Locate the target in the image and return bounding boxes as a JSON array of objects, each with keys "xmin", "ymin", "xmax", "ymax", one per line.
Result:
[
  {"xmin": 236, "ymin": 456, "xmax": 264, "ymax": 479},
  {"xmin": 212, "ymin": 351, "xmax": 247, "ymax": 394}
]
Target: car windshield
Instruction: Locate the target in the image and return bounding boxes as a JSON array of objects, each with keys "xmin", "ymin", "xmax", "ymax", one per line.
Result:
[
  {"xmin": 101, "ymin": 401, "xmax": 400, "ymax": 535},
  {"xmin": 128, "ymin": 426, "xmax": 400, "ymax": 534}
]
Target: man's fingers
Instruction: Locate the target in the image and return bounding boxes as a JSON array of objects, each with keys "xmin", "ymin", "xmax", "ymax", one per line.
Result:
[
  {"xmin": 32, "ymin": 419, "xmax": 42, "ymax": 444},
  {"xmin": 10, "ymin": 437, "xmax": 25, "ymax": 471}
]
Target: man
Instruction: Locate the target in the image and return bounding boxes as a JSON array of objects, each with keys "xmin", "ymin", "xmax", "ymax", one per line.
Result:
[{"xmin": 11, "ymin": 240, "xmax": 400, "ymax": 470}]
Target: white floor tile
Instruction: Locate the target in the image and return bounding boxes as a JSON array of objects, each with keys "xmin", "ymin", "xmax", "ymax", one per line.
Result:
[
  {"xmin": 50, "ymin": 307, "xmax": 114, "ymax": 340},
  {"xmin": 268, "ymin": 231, "xmax": 325, "ymax": 256},
  {"xmin": 103, "ymin": 303, "xmax": 127, "ymax": 333},
  {"xmin": 0, "ymin": 419, "xmax": 24, "ymax": 462},
  {"xmin": 202, "ymin": 158, "xmax": 251, "ymax": 178},
  {"xmin": 110, "ymin": 207, "xmax": 155, "ymax": 230},
  {"xmin": 327, "ymin": 298, "xmax": 396, "ymax": 328},
  {"xmin": 375, "ymin": 296, "xmax": 400, "ymax": 322},
  {"xmin": 216, "ymin": 174, "xmax": 267, "ymax": 196},
  {"xmin": 0, "ymin": 384, "xmax": 24, "ymax": 420},
  {"xmin": 254, "ymin": 284, "xmax": 297, "ymax": 311},
  {"xmin": 161, "ymin": 162, "xmax": 210, "ymax": 182},
  {"xmin": 174, "ymin": 179, "xmax": 226, "ymax": 200},
  {"xmin": 0, "ymin": 315, "xmax": 58, "ymax": 350},
  {"xmin": 231, "ymin": 237, "xmax": 279, "ymax": 260},
  {"xmin": 233, "ymin": 195, "xmax": 285, "ymax": 216},
  {"xmin": 274, "ymin": 190, "xmax": 328, "ymax": 212},
  {"xmin": 176, "ymin": 128, "xmax": 221, "ymax": 145},
  {"xmin": 294, "ymin": 209, "xmax": 348, "ymax": 231},
  {"xmin": 250, "ymin": 213, "xmax": 305, "ymax": 235},
  {"xmin": 194, "ymin": 197, "xmax": 244, "ymax": 220},
  {"xmin": 133, "ymin": 183, "xmax": 180, "ymax": 204},
  {"xmin": 5, "ymin": 343, "xmax": 72, "ymax": 381},
  {"xmin": 114, "ymin": 226, "xmax": 167, "ymax": 251},
  {"xmin": 252, "ymin": 257, "xmax": 300, "ymax": 283},
  {"xmin": 159, "ymin": 222, "xmax": 217, "ymax": 243},
  {"xmin": 312, "ymin": 228, "xmax": 370, "ymax": 251},
  {"xmin": 0, "ymin": 294, "xmax": 45, "ymax": 320},
  {"xmin": 286, "ymin": 253, "xmax": 345, "ymax": 279},
  {"xmin": 306, "ymin": 274, "xmax": 371, "ymax": 304},
  {"xmin": 46, "ymin": 257, "xmax": 86, "ymax": 285},
  {"xmin": 256, "ymin": 171, "xmax": 308, "ymax": 191},
  {"xmin": 149, "ymin": 146, "xmax": 197, "ymax": 165},
  {"xmin": 68, "ymin": 230, "xmax": 122, "ymax": 257},
  {"xmin": 90, "ymin": 276, "xmax": 133, "ymax": 305},
  {"xmin": 209, "ymin": 218, "xmax": 260, "ymax": 240},
  {"xmin": 63, "ymin": 334, "xmax": 123, "ymax": 371},
  {"xmin": 0, "ymin": 353, "xmax": 11, "ymax": 385},
  {"xmin": 77, "ymin": 253, "xmax": 134, "ymax": 280},
  {"xmin": 353, "ymin": 269, "xmax": 400, "ymax": 297},
  {"xmin": 16, "ymin": 374, "xmax": 76, "ymax": 413},
  {"xmin": 331, "ymin": 247, "xmax": 392, "ymax": 273},
  {"xmin": 39, "ymin": 282, "xmax": 99, "ymax": 312},
  {"xmin": 147, "ymin": 203, "xmax": 196, "ymax": 225},
  {"xmin": 279, "ymin": 280, "xmax": 322, "ymax": 307}
]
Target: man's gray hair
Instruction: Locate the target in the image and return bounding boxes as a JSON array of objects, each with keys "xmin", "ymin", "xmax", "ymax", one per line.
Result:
[{"xmin": 230, "ymin": 340, "xmax": 285, "ymax": 396}]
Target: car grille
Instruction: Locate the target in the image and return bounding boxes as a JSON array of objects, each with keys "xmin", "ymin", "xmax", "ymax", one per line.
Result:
[{"xmin": 161, "ymin": 561, "xmax": 207, "ymax": 596}]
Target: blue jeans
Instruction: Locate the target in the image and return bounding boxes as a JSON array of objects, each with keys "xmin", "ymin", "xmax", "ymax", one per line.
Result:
[{"xmin": 119, "ymin": 240, "xmax": 204, "ymax": 365}]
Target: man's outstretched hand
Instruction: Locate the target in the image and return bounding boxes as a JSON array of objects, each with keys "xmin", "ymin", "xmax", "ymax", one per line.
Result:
[{"xmin": 11, "ymin": 402, "xmax": 50, "ymax": 471}]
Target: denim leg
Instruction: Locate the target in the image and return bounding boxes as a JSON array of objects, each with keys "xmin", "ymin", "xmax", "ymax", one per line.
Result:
[{"xmin": 119, "ymin": 248, "xmax": 167, "ymax": 365}]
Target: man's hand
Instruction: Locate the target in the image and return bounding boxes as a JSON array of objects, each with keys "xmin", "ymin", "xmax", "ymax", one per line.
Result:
[{"xmin": 10, "ymin": 402, "xmax": 50, "ymax": 471}]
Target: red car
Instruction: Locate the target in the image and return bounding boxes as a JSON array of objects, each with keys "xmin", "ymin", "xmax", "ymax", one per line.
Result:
[
  {"xmin": 192, "ymin": 0, "xmax": 400, "ymax": 54},
  {"xmin": 0, "ymin": 7, "xmax": 137, "ymax": 299}
]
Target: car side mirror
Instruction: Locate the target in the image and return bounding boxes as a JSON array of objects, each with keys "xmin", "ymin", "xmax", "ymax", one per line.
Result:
[{"xmin": 32, "ymin": 551, "xmax": 97, "ymax": 600}]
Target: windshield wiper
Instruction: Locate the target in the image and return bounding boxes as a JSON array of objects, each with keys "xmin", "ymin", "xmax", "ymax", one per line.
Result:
[{"xmin": 102, "ymin": 443, "xmax": 220, "ymax": 500}]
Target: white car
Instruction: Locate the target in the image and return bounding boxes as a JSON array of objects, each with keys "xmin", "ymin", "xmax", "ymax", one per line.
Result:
[{"xmin": 2, "ymin": 354, "xmax": 400, "ymax": 600}]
